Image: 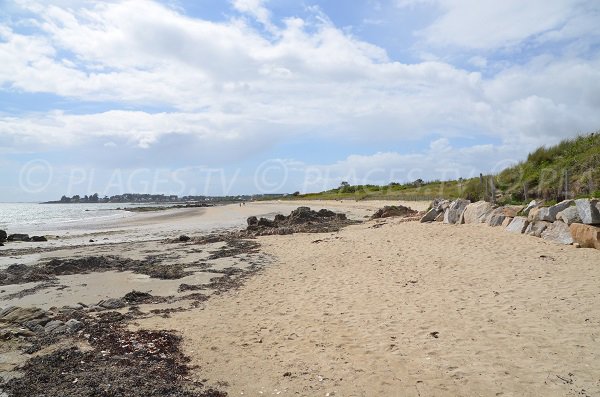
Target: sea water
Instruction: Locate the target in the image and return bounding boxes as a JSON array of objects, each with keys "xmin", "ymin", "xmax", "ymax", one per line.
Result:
[{"xmin": 0, "ymin": 202, "xmax": 156, "ymax": 234}]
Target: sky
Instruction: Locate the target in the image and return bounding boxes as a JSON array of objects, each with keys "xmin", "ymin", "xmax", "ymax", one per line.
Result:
[{"xmin": 1, "ymin": 0, "xmax": 599, "ymax": 201}]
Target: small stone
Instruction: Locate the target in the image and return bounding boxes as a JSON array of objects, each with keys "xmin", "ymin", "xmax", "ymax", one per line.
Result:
[{"xmin": 65, "ymin": 319, "xmax": 83, "ymax": 333}]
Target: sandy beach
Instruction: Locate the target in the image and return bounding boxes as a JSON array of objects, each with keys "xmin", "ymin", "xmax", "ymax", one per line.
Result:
[{"xmin": 1, "ymin": 200, "xmax": 599, "ymax": 396}]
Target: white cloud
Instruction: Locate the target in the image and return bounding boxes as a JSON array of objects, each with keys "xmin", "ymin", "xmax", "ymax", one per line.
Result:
[
  {"xmin": 0, "ymin": 0, "xmax": 598, "ymax": 168},
  {"xmin": 231, "ymin": 0, "xmax": 276, "ymax": 32},
  {"xmin": 404, "ymin": 0, "xmax": 597, "ymax": 50}
]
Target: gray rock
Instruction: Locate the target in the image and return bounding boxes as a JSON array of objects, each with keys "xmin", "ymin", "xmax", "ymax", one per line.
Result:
[
  {"xmin": 420, "ymin": 208, "xmax": 440, "ymax": 223},
  {"xmin": 556, "ymin": 206, "xmax": 581, "ymax": 225},
  {"xmin": 31, "ymin": 235, "xmax": 48, "ymax": 242},
  {"xmin": 505, "ymin": 216, "xmax": 529, "ymax": 234},
  {"xmin": 98, "ymin": 298, "xmax": 126, "ymax": 310},
  {"xmin": 525, "ymin": 221, "xmax": 551, "ymax": 237},
  {"xmin": 575, "ymin": 199, "xmax": 600, "ymax": 225},
  {"xmin": 541, "ymin": 221, "xmax": 574, "ymax": 245},
  {"xmin": 530, "ymin": 200, "xmax": 574, "ymax": 222},
  {"xmin": 434, "ymin": 211, "xmax": 444, "ymax": 222},
  {"xmin": 460, "ymin": 201, "xmax": 495, "ymax": 224},
  {"xmin": 44, "ymin": 320, "xmax": 65, "ymax": 333},
  {"xmin": 65, "ymin": 319, "xmax": 83, "ymax": 333},
  {"xmin": 547, "ymin": 200, "xmax": 574, "ymax": 221},
  {"xmin": 522, "ymin": 200, "xmax": 538, "ymax": 215},
  {"xmin": 0, "ymin": 230, "xmax": 6, "ymax": 242},
  {"xmin": 429, "ymin": 198, "xmax": 450, "ymax": 212},
  {"xmin": 443, "ymin": 199, "xmax": 470, "ymax": 224},
  {"xmin": 487, "ymin": 214, "xmax": 506, "ymax": 227},
  {"xmin": 59, "ymin": 304, "xmax": 84, "ymax": 313},
  {"xmin": 501, "ymin": 217, "xmax": 513, "ymax": 228},
  {"xmin": 0, "ymin": 306, "xmax": 49, "ymax": 325}
]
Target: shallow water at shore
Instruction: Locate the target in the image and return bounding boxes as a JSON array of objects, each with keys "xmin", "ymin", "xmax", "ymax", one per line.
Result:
[{"xmin": 0, "ymin": 202, "xmax": 147, "ymax": 233}]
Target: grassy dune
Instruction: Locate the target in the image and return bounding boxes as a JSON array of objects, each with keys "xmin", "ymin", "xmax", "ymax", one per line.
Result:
[{"xmin": 289, "ymin": 132, "xmax": 600, "ymax": 204}]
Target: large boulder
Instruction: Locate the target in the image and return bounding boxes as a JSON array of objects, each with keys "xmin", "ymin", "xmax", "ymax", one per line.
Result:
[
  {"xmin": 531, "ymin": 200, "xmax": 574, "ymax": 222},
  {"xmin": 443, "ymin": 199, "xmax": 470, "ymax": 224},
  {"xmin": 527, "ymin": 207, "xmax": 543, "ymax": 222},
  {"xmin": 460, "ymin": 201, "xmax": 495, "ymax": 224},
  {"xmin": 524, "ymin": 221, "xmax": 550, "ymax": 238},
  {"xmin": 541, "ymin": 221, "xmax": 574, "ymax": 245},
  {"xmin": 485, "ymin": 206, "xmax": 521, "ymax": 227},
  {"xmin": 547, "ymin": 200, "xmax": 574, "ymax": 221},
  {"xmin": 0, "ymin": 230, "xmax": 7, "ymax": 242},
  {"xmin": 575, "ymin": 199, "xmax": 600, "ymax": 225},
  {"xmin": 505, "ymin": 216, "xmax": 529, "ymax": 234},
  {"xmin": 556, "ymin": 206, "xmax": 581, "ymax": 225},
  {"xmin": 420, "ymin": 208, "xmax": 439, "ymax": 223},
  {"xmin": 569, "ymin": 223, "xmax": 600, "ymax": 250}
]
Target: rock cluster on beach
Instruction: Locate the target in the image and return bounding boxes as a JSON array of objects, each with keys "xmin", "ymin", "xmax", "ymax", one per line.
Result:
[
  {"xmin": 0, "ymin": 232, "xmax": 48, "ymax": 245},
  {"xmin": 244, "ymin": 206, "xmax": 358, "ymax": 236},
  {"xmin": 420, "ymin": 197, "xmax": 600, "ymax": 250}
]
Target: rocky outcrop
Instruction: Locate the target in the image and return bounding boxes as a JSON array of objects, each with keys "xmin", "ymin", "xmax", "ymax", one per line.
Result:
[
  {"xmin": 0, "ymin": 229, "xmax": 7, "ymax": 243},
  {"xmin": 443, "ymin": 199, "xmax": 470, "ymax": 224},
  {"xmin": 541, "ymin": 221, "xmax": 574, "ymax": 245},
  {"xmin": 524, "ymin": 221, "xmax": 550, "ymax": 237},
  {"xmin": 556, "ymin": 206, "xmax": 582, "ymax": 225},
  {"xmin": 31, "ymin": 236, "xmax": 48, "ymax": 242},
  {"xmin": 460, "ymin": 201, "xmax": 495, "ymax": 224},
  {"xmin": 575, "ymin": 199, "xmax": 600, "ymax": 225},
  {"xmin": 501, "ymin": 217, "xmax": 513, "ymax": 227},
  {"xmin": 569, "ymin": 223, "xmax": 600, "ymax": 250},
  {"xmin": 370, "ymin": 205, "xmax": 417, "ymax": 220},
  {"xmin": 505, "ymin": 216, "xmax": 529, "ymax": 234}
]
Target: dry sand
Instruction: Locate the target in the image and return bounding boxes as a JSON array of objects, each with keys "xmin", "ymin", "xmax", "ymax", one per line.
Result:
[
  {"xmin": 3, "ymin": 199, "xmax": 599, "ymax": 396},
  {"xmin": 136, "ymin": 215, "xmax": 600, "ymax": 396}
]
